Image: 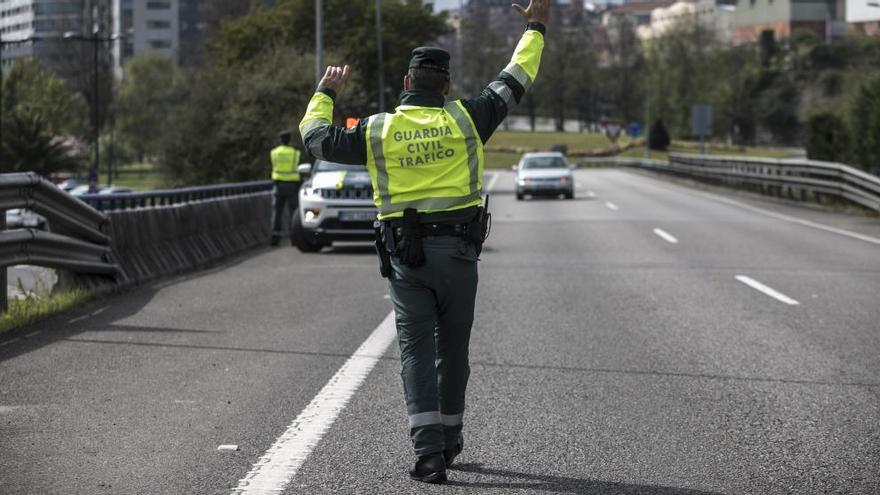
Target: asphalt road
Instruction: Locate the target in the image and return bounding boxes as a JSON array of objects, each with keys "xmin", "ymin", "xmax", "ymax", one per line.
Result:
[{"xmin": 1, "ymin": 169, "xmax": 878, "ymax": 494}]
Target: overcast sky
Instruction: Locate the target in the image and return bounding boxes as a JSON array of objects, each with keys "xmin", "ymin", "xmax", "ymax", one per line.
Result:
[{"xmin": 433, "ymin": 0, "xmax": 462, "ymax": 10}]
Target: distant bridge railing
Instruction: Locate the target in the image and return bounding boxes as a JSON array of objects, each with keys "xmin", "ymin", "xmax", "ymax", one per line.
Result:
[
  {"xmin": 79, "ymin": 180, "xmax": 273, "ymax": 211},
  {"xmin": 577, "ymin": 154, "xmax": 880, "ymax": 212},
  {"xmin": 0, "ymin": 172, "xmax": 117, "ymax": 311}
]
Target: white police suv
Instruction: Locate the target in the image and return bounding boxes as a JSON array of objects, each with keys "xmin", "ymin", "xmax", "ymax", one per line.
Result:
[{"xmin": 292, "ymin": 160, "xmax": 377, "ymax": 252}]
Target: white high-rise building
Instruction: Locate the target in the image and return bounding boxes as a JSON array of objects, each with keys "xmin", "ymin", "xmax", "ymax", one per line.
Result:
[
  {"xmin": 113, "ymin": 0, "xmax": 180, "ymax": 77},
  {"xmin": 0, "ymin": 0, "xmax": 110, "ymax": 72}
]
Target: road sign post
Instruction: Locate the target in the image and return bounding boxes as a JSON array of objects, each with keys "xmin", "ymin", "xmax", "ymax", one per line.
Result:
[{"xmin": 691, "ymin": 104, "xmax": 713, "ymax": 155}]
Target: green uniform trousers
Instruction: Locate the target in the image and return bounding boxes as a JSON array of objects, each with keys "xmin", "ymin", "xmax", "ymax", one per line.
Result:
[
  {"xmin": 270, "ymin": 181, "xmax": 300, "ymax": 243},
  {"xmin": 388, "ymin": 235, "xmax": 479, "ymax": 457}
]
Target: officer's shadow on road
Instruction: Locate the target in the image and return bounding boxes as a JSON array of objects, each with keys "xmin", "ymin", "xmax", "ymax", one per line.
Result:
[{"xmin": 447, "ymin": 463, "xmax": 721, "ymax": 495}]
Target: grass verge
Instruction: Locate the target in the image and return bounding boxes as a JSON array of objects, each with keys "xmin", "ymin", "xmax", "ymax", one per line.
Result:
[
  {"xmin": 486, "ymin": 131, "xmax": 799, "ymax": 166},
  {"xmin": 0, "ymin": 290, "xmax": 92, "ymax": 334}
]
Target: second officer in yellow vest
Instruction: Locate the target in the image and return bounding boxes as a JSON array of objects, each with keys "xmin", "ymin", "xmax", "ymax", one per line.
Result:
[
  {"xmin": 270, "ymin": 130, "xmax": 301, "ymax": 246},
  {"xmin": 299, "ymin": 0, "xmax": 547, "ymax": 484}
]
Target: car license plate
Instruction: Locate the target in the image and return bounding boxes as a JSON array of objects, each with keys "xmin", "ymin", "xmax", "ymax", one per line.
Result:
[{"xmin": 338, "ymin": 210, "xmax": 376, "ymax": 222}]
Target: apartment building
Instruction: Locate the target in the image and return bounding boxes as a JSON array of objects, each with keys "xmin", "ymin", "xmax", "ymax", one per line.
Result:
[
  {"xmin": 639, "ymin": 0, "xmax": 736, "ymax": 42},
  {"xmin": 112, "ymin": 0, "xmax": 179, "ymax": 77},
  {"xmin": 846, "ymin": 0, "xmax": 880, "ymax": 35},
  {"xmin": 0, "ymin": 0, "xmax": 111, "ymax": 78},
  {"xmin": 731, "ymin": 0, "xmax": 845, "ymax": 43}
]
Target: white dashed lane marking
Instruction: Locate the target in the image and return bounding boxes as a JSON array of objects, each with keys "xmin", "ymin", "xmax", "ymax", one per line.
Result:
[
  {"xmin": 653, "ymin": 228, "xmax": 679, "ymax": 244},
  {"xmin": 605, "ymin": 201, "xmax": 619, "ymax": 211},
  {"xmin": 735, "ymin": 275, "xmax": 800, "ymax": 306}
]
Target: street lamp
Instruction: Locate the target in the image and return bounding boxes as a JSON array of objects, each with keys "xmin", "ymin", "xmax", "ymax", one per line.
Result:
[
  {"xmin": 376, "ymin": 0, "xmax": 385, "ymax": 111},
  {"xmin": 63, "ymin": 30, "xmax": 122, "ymax": 187},
  {"xmin": 315, "ymin": 0, "xmax": 323, "ymax": 83}
]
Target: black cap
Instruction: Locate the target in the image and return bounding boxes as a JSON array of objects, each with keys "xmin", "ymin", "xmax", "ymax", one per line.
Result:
[
  {"xmin": 409, "ymin": 47, "xmax": 450, "ymax": 73},
  {"xmin": 279, "ymin": 130, "xmax": 292, "ymax": 141}
]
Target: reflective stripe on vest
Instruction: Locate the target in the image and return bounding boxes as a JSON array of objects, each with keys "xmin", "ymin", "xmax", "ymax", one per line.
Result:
[
  {"xmin": 365, "ymin": 100, "xmax": 484, "ymax": 219},
  {"xmin": 271, "ymin": 145, "xmax": 301, "ymax": 181}
]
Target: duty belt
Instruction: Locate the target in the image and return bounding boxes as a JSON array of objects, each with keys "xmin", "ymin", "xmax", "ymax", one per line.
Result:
[{"xmin": 391, "ymin": 222, "xmax": 469, "ymax": 240}]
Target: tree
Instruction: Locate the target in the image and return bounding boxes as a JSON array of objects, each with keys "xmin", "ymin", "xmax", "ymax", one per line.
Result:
[
  {"xmin": 114, "ymin": 55, "xmax": 183, "ymax": 162},
  {"xmin": 1, "ymin": 59, "xmax": 86, "ymax": 175},
  {"xmin": 645, "ymin": 19, "xmax": 719, "ymax": 138},
  {"xmin": 160, "ymin": 49, "xmax": 317, "ymax": 185},
  {"xmin": 2, "ymin": 59, "xmax": 87, "ymax": 137},
  {"xmin": 603, "ymin": 15, "xmax": 644, "ymax": 123},
  {"xmin": 533, "ymin": 25, "xmax": 596, "ymax": 132},
  {"xmin": 847, "ymin": 75, "xmax": 880, "ymax": 173},
  {"xmin": 648, "ymin": 119, "xmax": 670, "ymax": 151},
  {"xmin": 806, "ymin": 112, "xmax": 849, "ymax": 162},
  {"xmin": 1, "ymin": 112, "xmax": 82, "ymax": 175},
  {"xmin": 155, "ymin": 0, "xmax": 451, "ymax": 185},
  {"xmin": 210, "ymin": 0, "xmax": 448, "ymax": 115}
]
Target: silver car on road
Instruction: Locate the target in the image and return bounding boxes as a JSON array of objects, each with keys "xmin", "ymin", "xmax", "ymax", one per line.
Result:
[{"xmin": 514, "ymin": 152, "xmax": 574, "ymax": 200}]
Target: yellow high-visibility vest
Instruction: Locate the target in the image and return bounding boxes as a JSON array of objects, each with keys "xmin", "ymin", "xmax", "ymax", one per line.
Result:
[
  {"xmin": 271, "ymin": 145, "xmax": 301, "ymax": 182},
  {"xmin": 365, "ymin": 100, "xmax": 484, "ymax": 220}
]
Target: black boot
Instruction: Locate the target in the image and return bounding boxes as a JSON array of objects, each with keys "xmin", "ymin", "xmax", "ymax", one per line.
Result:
[
  {"xmin": 409, "ymin": 454, "xmax": 447, "ymax": 484},
  {"xmin": 444, "ymin": 434, "xmax": 463, "ymax": 467}
]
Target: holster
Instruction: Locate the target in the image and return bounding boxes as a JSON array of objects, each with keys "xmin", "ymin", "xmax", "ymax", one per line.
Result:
[
  {"xmin": 466, "ymin": 196, "xmax": 492, "ymax": 256},
  {"xmin": 395, "ymin": 208, "xmax": 426, "ymax": 267},
  {"xmin": 373, "ymin": 221, "xmax": 392, "ymax": 278}
]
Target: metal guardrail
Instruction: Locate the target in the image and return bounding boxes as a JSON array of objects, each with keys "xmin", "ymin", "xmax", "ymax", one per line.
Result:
[
  {"xmin": 0, "ymin": 172, "xmax": 118, "ymax": 311},
  {"xmin": 79, "ymin": 180, "xmax": 273, "ymax": 211},
  {"xmin": 0, "ymin": 173, "xmax": 110, "ymax": 244},
  {"xmin": 585, "ymin": 154, "xmax": 880, "ymax": 212}
]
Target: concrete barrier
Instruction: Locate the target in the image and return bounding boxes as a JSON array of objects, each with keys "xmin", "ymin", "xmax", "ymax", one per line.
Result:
[{"xmin": 105, "ymin": 192, "xmax": 272, "ymax": 286}]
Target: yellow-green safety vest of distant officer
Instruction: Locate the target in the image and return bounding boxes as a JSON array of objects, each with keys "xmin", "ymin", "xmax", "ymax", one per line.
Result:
[
  {"xmin": 270, "ymin": 145, "xmax": 301, "ymax": 182},
  {"xmin": 299, "ymin": 28, "xmax": 544, "ymax": 220}
]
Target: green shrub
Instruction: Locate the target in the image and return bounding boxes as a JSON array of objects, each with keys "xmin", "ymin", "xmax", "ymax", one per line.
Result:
[
  {"xmin": 649, "ymin": 119, "xmax": 671, "ymax": 151},
  {"xmin": 806, "ymin": 111, "xmax": 849, "ymax": 163},
  {"xmin": 847, "ymin": 75, "xmax": 880, "ymax": 173}
]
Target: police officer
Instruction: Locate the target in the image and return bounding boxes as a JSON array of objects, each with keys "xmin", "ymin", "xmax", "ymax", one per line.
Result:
[
  {"xmin": 269, "ymin": 130, "xmax": 302, "ymax": 246},
  {"xmin": 299, "ymin": 0, "xmax": 548, "ymax": 483}
]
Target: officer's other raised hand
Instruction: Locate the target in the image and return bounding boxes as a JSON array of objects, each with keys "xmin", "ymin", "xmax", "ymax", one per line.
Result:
[
  {"xmin": 320, "ymin": 65, "xmax": 351, "ymax": 95},
  {"xmin": 512, "ymin": 0, "xmax": 550, "ymax": 25}
]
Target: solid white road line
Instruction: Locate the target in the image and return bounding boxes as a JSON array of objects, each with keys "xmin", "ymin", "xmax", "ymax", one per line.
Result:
[
  {"xmin": 653, "ymin": 228, "xmax": 679, "ymax": 244},
  {"xmin": 628, "ymin": 172, "xmax": 880, "ymax": 247},
  {"xmin": 735, "ymin": 275, "xmax": 800, "ymax": 305},
  {"xmin": 218, "ymin": 445, "xmax": 239, "ymax": 451},
  {"xmin": 232, "ymin": 311, "xmax": 397, "ymax": 494},
  {"xmin": 605, "ymin": 201, "xmax": 619, "ymax": 211},
  {"xmin": 91, "ymin": 306, "xmax": 109, "ymax": 316},
  {"xmin": 485, "ymin": 172, "xmax": 500, "ymax": 194},
  {"xmin": 0, "ymin": 338, "xmax": 20, "ymax": 347},
  {"xmin": 699, "ymin": 191, "xmax": 880, "ymax": 247}
]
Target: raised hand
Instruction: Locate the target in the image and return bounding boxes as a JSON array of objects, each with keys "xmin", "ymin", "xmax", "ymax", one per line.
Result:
[
  {"xmin": 512, "ymin": 0, "xmax": 550, "ymax": 25},
  {"xmin": 319, "ymin": 65, "xmax": 351, "ymax": 95}
]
